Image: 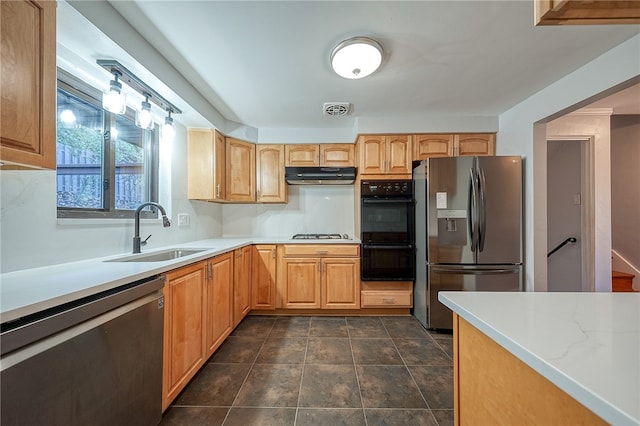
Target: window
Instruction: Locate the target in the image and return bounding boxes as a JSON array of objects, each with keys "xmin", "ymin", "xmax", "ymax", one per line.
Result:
[{"xmin": 56, "ymin": 70, "xmax": 159, "ymax": 219}]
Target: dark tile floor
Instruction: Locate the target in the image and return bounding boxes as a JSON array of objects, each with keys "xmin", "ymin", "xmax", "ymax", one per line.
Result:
[{"xmin": 160, "ymin": 315, "xmax": 454, "ymax": 426}]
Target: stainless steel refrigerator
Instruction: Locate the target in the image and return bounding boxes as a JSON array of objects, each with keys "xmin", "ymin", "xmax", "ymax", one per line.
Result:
[{"xmin": 413, "ymin": 156, "xmax": 523, "ymax": 329}]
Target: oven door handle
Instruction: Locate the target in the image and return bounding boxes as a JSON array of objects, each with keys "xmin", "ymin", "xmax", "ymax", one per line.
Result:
[
  {"xmin": 362, "ymin": 244, "xmax": 414, "ymax": 250},
  {"xmin": 362, "ymin": 198, "xmax": 413, "ymax": 204}
]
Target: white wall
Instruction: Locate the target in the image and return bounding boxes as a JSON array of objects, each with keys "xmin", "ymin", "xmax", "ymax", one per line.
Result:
[
  {"xmin": 222, "ymin": 186, "xmax": 356, "ymax": 238},
  {"xmin": 0, "ymin": 124, "xmax": 223, "ymax": 273},
  {"xmin": 498, "ymin": 34, "xmax": 640, "ymax": 292}
]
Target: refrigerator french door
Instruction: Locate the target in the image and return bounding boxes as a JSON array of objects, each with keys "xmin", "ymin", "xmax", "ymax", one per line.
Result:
[{"xmin": 413, "ymin": 156, "xmax": 523, "ymax": 329}]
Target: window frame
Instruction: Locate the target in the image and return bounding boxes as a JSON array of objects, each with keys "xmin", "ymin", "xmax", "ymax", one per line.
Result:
[{"xmin": 56, "ymin": 69, "xmax": 160, "ymax": 220}]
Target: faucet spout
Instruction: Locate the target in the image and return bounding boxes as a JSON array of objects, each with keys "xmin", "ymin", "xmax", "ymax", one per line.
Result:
[{"xmin": 133, "ymin": 202, "xmax": 171, "ymax": 253}]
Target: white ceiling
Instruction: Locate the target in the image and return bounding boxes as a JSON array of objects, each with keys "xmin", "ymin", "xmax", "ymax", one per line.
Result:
[{"xmin": 61, "ymin": 1, "xmax": 639, "ymax": 133}]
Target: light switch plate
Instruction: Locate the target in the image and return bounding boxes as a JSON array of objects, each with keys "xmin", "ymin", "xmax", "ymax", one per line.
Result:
[
  {"xmin": 436, "ymin": 192, "xmax": 447, "ymax": 209},
  {"xmin": 177, "ymin": 213, "xmax": 190, "ymax": 226}
]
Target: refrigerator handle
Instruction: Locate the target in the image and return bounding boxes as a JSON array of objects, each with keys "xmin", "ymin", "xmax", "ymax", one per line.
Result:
[
  {"xmin": 478, "ymin": 166, "xmax": 487, "ymax": 252},
  {"xmin": 468, "ymin": 168, "xmax": 477, "ymax": 252},
  {"xmin": 432, "ymin": 266, "xmax": 520, "ymax": 275}
]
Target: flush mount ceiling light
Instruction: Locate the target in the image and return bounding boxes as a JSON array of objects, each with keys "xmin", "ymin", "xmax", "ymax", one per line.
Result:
[{"xmin": 330, "ymin": 37, "xmax": 383, "ymax": 79}]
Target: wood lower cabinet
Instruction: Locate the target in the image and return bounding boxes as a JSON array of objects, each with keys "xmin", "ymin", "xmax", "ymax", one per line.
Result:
[
  {"xmin": 453, "ymin": 314, "xmax": 606, "ymax": 425},
  {"xmin": 256, "ymin": 144, "xmax": 287, "ymax": 203},
  {"xmin": 226, "ymin": 137, "xmax": 256, "ymax": 202},
  {"xmin": 233, "ymin": 246, "xmax": 252, "ymax": 326},
  {"xmin": 187, "ymin": 129, "xmax": 226, "ymax": 201},
  {"xmin": 204, "ymin": 252, "xmax": 233, "ymax": 357},
  {"xmin": 162, "ymin": 253, "xmax": 233, "ymax": 411},
  {"xmin": 252, "ymin": 245, "xmax": 277, "ymax": 310},
  {"xmin": 278, "ymin": 244, "xmax": 360, "ymax": 309},
  {"xmin": 360, "ymin": 281, "xmax": 413, "ymax": 308},
  {"xmin": 162, "ymin": 261, "xmax": 207, "ymax": 410},
  {"xmin": 0, "ymin": 0, "xmax": 56, "ymax": 170}
]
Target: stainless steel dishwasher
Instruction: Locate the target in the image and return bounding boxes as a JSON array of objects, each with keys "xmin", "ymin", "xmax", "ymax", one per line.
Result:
[{"xmin": 0, "ymin": 275, "xmax": 165, "ymax": 426}]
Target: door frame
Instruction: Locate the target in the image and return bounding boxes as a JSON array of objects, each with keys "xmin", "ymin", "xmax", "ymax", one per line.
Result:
[{"xmin": 547, "ymin": 136, "xmax": 595, "ymax": 292}]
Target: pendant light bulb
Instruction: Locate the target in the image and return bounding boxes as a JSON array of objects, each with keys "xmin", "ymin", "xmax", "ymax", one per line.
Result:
[
  {"xmin": 135, "ymin": 95, "xmax": 154, "ymax": 130},
  {"xmin": 102, "ymin": 72, "xmax": 127, "ymax": 114},
  {"xmin": 162, "ymin": 111, "xmax": 176, "ymax": 142}
]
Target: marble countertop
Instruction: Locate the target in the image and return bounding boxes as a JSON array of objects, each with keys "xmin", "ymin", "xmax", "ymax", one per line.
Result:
[
  {"xmin": 0, "ymin": 237, "xmax": 360, "ymax": 323},
  {"xmin": 439, "ymin": 291, "xmax": 640, "ymax": 426}
]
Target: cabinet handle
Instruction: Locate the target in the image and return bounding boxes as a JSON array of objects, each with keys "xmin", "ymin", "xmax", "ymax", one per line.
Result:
[
  {"xmin": 207, "ymin": 262, "xmax": 213, "ymax": 280},
  {"xmin": 272, "ymin": 249, "xmax": 276, "ymax": 259},
  {"xmin": 382, "ymin": 298, "xmax": 396, "ymax": 304},
  {"xmin": 216, "ymin": 183, "xmax": 221, "ymax": 198},
  {"xmin": 316, "ymin": 250, "xmax": 328, "ymax": 254}
]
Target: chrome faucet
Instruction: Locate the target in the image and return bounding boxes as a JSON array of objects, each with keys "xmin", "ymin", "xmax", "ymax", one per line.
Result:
[{"xmin": 133, "ymin": 202, "xmax": 171, "ymax": 253}]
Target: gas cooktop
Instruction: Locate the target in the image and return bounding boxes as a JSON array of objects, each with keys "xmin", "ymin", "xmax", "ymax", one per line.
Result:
[{"xmin": 291, "ymin": 233, "xmax": 349, "ymax": 240}]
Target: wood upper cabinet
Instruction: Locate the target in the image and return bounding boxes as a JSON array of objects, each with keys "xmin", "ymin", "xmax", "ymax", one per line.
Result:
[
  {"xmin": 358, "ymin": 135, "xmax": 412, "ymax": 176},
  {"xmin": 285, "ymin": 143, "xmax": 355, "ymax": 167},
  {"xmin": 413, "ymin": 133, "xmax": 495, "ymax": 161},
  {"xmin": 455, "ymin": 133, "xmax": 495, "ymax": 156},
  {"xmin": 226, "ymin": 137, "xmax": 256, "ymax": 202},
  {"xmin": 285, "ymin": 144, "xmax": 319, "ymax": 166},
  {"xmin": 535, "ymin": 0, "xmax": 640, "ymax": 25},
  {"xmin": 233, "ymin": 246, "xmax": 252, "ymax": 327},
  {"xmin": 188, "ymin": 129, "xmax": 226, "ymax": 201},
  {"xmin": 252, "ymin": 245, "xmax": 277, "ymax": 310},
  {"xmin": 320, "ymin": 144, "xmax": 355, "ymax": 167},
  {"xmin": 256, "ymin": 144, "xmax": 287, "ymax": 203},
  {"xmin": 278, "ymin": 244, "xmax": 360, "ymax": 310},
  {"xmin": 204, "ymin": 252, "xmax": 233, "ymax": 358},
  {"xmin": 0, "ymin": 0, "xmax": 56, "ymax": 170},
  {"xmin": 162, "ymin": 261, "xmax": 207, "ymax": 410},
  {"xmin": 413, "ymin": 134, "xmax": 454, "ymax": 159}
]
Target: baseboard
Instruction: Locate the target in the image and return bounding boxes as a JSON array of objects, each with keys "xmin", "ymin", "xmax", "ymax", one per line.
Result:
[{"xmin": 612, "ymin": 249, "xmax": 639, "ymax": 291}]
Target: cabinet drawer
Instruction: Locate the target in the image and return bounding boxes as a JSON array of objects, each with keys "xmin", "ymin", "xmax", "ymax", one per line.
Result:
[
  {"xmin": 282, "ymin": 244, "xmax": 359, "ymax": 257},
  {"xmin": 361, "ymin": 290, "xmax": 412, "ymax": 308}
]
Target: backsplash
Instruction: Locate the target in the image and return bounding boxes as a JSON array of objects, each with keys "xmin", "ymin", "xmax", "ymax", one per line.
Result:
[{"xmin": 222, "ymin": 185, "xmax": 356, "ymax": 238}]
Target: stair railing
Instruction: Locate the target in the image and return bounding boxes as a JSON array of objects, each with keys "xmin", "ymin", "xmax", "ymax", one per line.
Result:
[{"xmin": 548, "ymin": 237, "xmax": 577, "ymax": 258}]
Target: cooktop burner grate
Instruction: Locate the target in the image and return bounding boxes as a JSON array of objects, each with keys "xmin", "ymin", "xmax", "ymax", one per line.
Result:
[{"xmin": 291, "ymin": 233, "xmax": 346, "ymax": 240}]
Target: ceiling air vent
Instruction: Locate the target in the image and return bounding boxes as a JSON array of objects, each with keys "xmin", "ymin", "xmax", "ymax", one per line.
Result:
[{"xmin": 323, "ymin": 102, "xmax": 351, "ymax": 116}]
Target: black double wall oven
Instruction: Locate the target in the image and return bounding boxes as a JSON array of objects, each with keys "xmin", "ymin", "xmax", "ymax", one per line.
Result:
[{"xmin": 360, "ymin": 180, "xmax": 415, "ymax": 281}]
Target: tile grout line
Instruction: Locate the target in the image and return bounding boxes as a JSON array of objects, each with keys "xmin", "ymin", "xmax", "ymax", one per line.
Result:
[
  {"xmin": 292, "ymin": 317, "xmax": 311, "ymax": 426},
  {"xmin": 345, "ymin": 316, "xmax": 370, "ymax": 426},
  {"xmin": 220, "ymin": 318, "xmax": 277, "ymax": 426}
]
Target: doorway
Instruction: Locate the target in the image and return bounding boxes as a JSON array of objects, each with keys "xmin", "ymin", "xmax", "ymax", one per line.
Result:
[{"xmin": 547, "ymin": 138, "xmax": 591, "ymax": 291}]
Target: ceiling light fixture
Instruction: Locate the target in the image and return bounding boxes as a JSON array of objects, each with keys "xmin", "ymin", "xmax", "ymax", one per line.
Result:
[
  {"xmin": 135, "ymin": 93, "xmax": 154, "ymax": 130},
  {"xmin": 330, "ymin": 37, "xmax": 383, "ymax": 79},
  {"xmin": 102, "ymin": 70, "xmax": 127, "ymax": 114},
  {"xmin": 97, "ymin": 60, "xmax": 182, "ymax": 133},
  {"xmin": 162, "ymin": 110, "xmax": 176, "ymax": 142}
]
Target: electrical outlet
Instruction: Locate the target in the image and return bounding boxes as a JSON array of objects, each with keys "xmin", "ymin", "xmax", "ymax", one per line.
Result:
[{"xmin": 177, "ymin": 213, "xmax": 190, "ymax": 226}]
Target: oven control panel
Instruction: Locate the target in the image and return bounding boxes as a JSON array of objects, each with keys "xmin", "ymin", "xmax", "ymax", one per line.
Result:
[{"xmin": 361, "ymin": 180, "xmax": 412, "ymax": 197}]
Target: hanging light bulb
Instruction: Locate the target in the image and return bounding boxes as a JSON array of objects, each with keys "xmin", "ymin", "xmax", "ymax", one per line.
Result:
[
  {"xmin": 135, "ymin": 93, "xmax": 154, "ymax": 130},
  {"xmin": 102, "ymin": 71, "xmax": 127, "ymax": 114},
  {"xmin": 162, "ymin": 110, "xmax": 176, "ymax": 142}
]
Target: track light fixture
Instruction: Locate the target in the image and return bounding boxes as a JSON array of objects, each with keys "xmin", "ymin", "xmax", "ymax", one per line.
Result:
[
  {"xmin": 162, "ymin": 110, "xmax": 176, "ymax": 142},
  {"xmin": 97, "ymin": 59, "xmax": 182, "ymax": 133}
]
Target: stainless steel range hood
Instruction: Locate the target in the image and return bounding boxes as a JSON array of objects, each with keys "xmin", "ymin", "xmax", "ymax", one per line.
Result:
[{"xmin": 285, "ymin": 167, "xmax": 357, "ymax": 185}]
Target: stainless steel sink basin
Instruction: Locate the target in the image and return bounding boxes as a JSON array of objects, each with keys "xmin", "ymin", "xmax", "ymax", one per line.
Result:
[{"xmin": 105, "ymin": 248, "xmax": 209, "ymax": 263}]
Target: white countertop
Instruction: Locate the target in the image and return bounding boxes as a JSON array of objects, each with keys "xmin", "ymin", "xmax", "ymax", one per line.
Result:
[
  {"xmin": 439, "ymin": 291, "xmax": 640, "ymax": 426},
  {"xmin": 0, "ymin": 237, "xmax": 360, "ymax": 323}
]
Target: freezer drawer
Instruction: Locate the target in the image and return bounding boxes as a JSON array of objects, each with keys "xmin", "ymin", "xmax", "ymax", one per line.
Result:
[{"xmin": 427, "ymin": 265, "xmax": 521, "ymax": 329}]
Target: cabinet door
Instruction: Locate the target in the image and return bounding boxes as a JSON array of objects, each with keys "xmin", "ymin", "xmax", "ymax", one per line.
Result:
[
  {"xmin": 282, "ymin": 258, "xmax": 321, "ymax": 309},
  {"xmin": 285, "ymin": 144, "xmax": 319, "ymax": 166},
  {"xmin": 321, "ymin": 144, "xmax": 355, "ymax": 167},
  {"xmin": 0, "ymin": 0, "xmax": 56, "ymax": 170},
  {"xmin": 322, "ymin": 258, "xmax": 360, "ymax": 309},
  {"xmin": 226, "ymin": 137, "xmax": 256, "ymax": 202},
  {"xmin": 386, "ymin": 135, "xmax": 412, "ymax": 174},
  {"xmin": 187, "ymin": 129, "xmax": 226, "ymax": 200},
  {"xmin": 252, "ymin": 245, "xmax": 277, "ymax": 310},
  {"xmin": 233, "ymin": 246, "xmax": 252, "ymax": 327},
  {"xmin": 204, "ymin": 252, "xmax": 233, "ymax": 358},
  {"xmin": 256, "ymin": 144, "xmax": 287, "ymax": 203},
  {"xmin": 413, "ymin": 134, "xmax": 454, "ymax": 160},
  {"xmin": 358, "ymin": 135, "xmax": 386, "ymax": 175},
  {"xmin": 163, "ymin": 261, "xmax": 206, "ymax": 410},
  {"xmin": 455, "ymin": 134, "xmax": 495, "ymax": 156}
]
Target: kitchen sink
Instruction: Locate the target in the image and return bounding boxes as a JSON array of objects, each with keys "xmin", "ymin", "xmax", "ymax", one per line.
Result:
[{"xmin": 105, "ymin": 248, "xmax": 209, "ymax": 263}]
